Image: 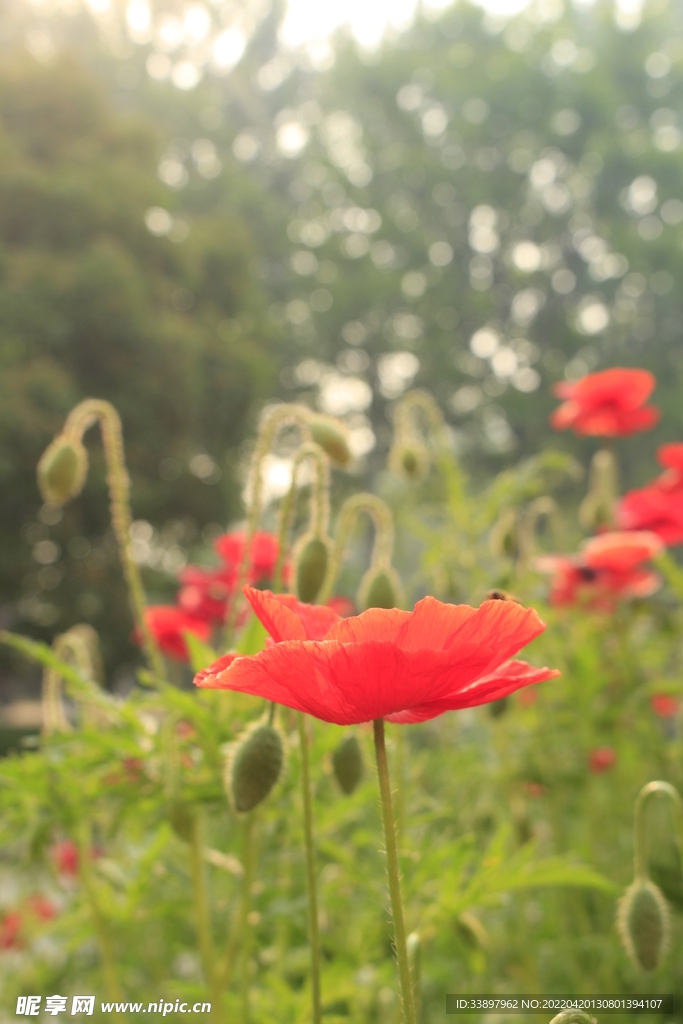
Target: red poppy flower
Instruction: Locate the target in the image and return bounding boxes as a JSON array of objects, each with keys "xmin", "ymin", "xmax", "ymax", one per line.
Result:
[
  {"xmin": 213, "ymin": 531, "xmax": 282, "ymax": 585},
  {"xmin": 589, "ymin": 747, "xmax": 617, "ymax": 774},
  {"xmin": 651, "ymin": 694, "xmax": 679, "ymax": 719},
  {"xmin": 0, "ymin": 911, "xmax": 23, "ymax": 950},
  {"xmin": 195, "ymin": 587, "xmax": 559, "ymax": 725},
  {"xmin": 52, "ymin": 839, "xmax": 79, "ymax": 878},
  {"xmin": 325, "ymin": 595, "xmax": 356, "ymax": 618},
  {"xmin": 138, "ymin": 606, "xmax": 212, "ymax": 662},
  {"xmin": 177, "ymin": 565, "xmax": 235, "ymax": 623},
  {"xmin": 550, "ymin": 368, "xmax": 659, "ymax": 437},
  {"xmin": 536, "ymin": 531, "xmax": 663, "ymax": 609},
  {"xmin": 26, "ymin": 896, "xmax": 56, "ymax": 922},
  {"xmin": 618, "ymin": 444, "xmax": 683, "ymax": 545}
]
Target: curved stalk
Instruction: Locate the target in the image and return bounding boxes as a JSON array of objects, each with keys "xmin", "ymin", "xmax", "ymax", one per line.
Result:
[
  {"xmin": 633, "ymin": 780, "xmax": 683, "ymax": 880},
  {"xmin": 61, "ymin": 400, "xmax": 165, "ymax": 679},
  {"xmin": 373, "ymin": 719, "xmax": 416, "ymax": 1024},
  {"xmin": 319, "ymin": 494, "xmax": 395, "ymax": 604}
]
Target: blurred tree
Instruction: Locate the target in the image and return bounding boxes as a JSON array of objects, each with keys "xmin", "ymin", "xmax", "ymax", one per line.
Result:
[{"xmin": 0, "ymin": 53, "xmax": 290, "ymax": 678}]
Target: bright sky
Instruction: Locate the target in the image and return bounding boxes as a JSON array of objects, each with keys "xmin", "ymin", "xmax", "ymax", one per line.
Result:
[{"xmin": 279, "ymin": 0, "xmax": 530, "ymax": 50}]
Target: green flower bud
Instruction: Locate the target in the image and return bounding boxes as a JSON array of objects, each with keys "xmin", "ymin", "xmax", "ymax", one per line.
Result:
[
  {"xmin": 169, "ymin": 800, "xmax": 195, "ymax": 842},
  {"xmin": 489, "ymin": 509, "xmax": 518, "ymax": 559},
  {"xmin": 358, "ymin": 565, "xmax": 403, "ymax": 611},
  {"xmin": 617, "ymin": 878, "xmax": 669, "ymax": 971},
  {"xmin": 388, "ymin": 441, "xmax": 430, "ymax": 482},
  {"xmin": 308, "ymin": 416, "xmax": 351, "ymax": 467},
  {"xmin": 294, "ymin": 534, "xmax": 330, "ymax": 604},
  {"xmin": 227, "ymin": 722, "xmax": 285, "ymax": 813},
  {"xmin": 332, "ymin": 733, "xmax": 364, "ymax": 794},
  {"xmin": 37, "ymin": 435, "xmax": 88, "ymax": 505},
  {"xmin": 455, "ymin": 911, "xmax": 488, "ymax": 950},
  {"xmin": 488, "ymin": 696, "xmax": 509, "ymax": 718}
]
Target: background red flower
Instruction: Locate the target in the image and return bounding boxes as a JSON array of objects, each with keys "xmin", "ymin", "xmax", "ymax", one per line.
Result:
[
  {"xmin": 536, "ymin": 531, "xmax": 662, "ymax": 608},
  {"xmin": 618, "ymin": 443, "xmax": 683, "ymax": 545},
  {"xmin": 550, "ymin": 368, "xmax": 659, "ymax": 437},
  {"xmin": 589, "ymin": 747, "xmax": 617, "ymax": 773},
  {"xmin": 650, "ymin": 694, "xmax": 678, "ymax": 718},
  {"xmin": 138, "ymin": 606, "xmax": 212, "ymax": 662}
]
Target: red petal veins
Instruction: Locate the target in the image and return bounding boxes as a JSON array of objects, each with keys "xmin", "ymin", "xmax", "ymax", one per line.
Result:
[
  {"xmin": 386, "ymin": 661, "xmax": 561, "ymax": 723},
  {"xmin": 196, "ymin": 638, "xmax": 498, "ymax": 724},
  {"xmin": 324, "ymin": 607, "xmax": 413, "ymax": 645},
  {"xmin": 243, "ymin": 587, "xmax": 307, "ymax": 642},
  {"xmin": 437, "ymin": 599, "xmax": 547, "ymax": 669},
  {"xmin": 194, "ymin": 653, "xmax": 241, "ymax": 688},
  {"xmin": 394, "ymin": 596, "xmax": 479, "ymax": 651},
  {"xmin": 243, "ymin": 587, "xmax": 342, "ymax": 641}
]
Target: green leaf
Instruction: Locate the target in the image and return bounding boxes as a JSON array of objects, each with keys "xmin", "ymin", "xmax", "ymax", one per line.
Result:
[
  {"xmin": 183, "ymin": 631, "xmax": 219, "ymax": 674},
  {"xmin": 235, "ymin": 612, "xmax": 268, "ymax": 655},
  {"xmin": 0, "ymin": 630, "xmax": 138, "ymax": 730}
]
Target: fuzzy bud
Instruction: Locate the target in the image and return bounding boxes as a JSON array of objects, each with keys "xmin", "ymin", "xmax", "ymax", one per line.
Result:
[
  {"xmin": 358, "ymin": 565, "xmax": 402, "ymax": 611},
  {"xmin": 489, "ymin": 509, "xmax": 518, "ymax": 559},
  {"xmin": 617, "ymin": 878, "xmax": 669, "ymax": 971},
  {"xmin": 294, "ymin": 534, "xmax": 330, "ymax": 604},
  {"xmin": 227, "ymin": 722, "xmax": 285, "ymax": 813},
  {"xmin": 308, "ymin": 416, "xmax": 351, "ymax": 467},
  {"xmin": 169, "ymin": 800, "xmax": 195, "ymax": 843},
  {"xmin": 37, "ymin": 435, "xmax": 88, "ymax": 506},
  {"xmin": 332, "ymin": 734, "xmax": 364, "ymax": 794},
  {"xmin": 388, "ymin": 441, "xmax": 430, "ymax": 482}
]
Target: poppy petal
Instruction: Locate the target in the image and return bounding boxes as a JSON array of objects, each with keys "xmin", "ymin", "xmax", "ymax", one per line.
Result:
[
  {"xmin": 243, "ymin": 587, "xmax": 307, "ymax": 642},
  {"xmin": 386, "ymin": 661, "xmax": 561, "ymax": 723},
  {"xmin": 324, "ymin": 607, "xmax": 413, "ymax": 645},
  {"xmin": 394, "ymin": 596, "xmax": 479, "ymax": 651},
  {"xmin": 195, "ymin": 638, "xmax": 499, "ymax": 724}
]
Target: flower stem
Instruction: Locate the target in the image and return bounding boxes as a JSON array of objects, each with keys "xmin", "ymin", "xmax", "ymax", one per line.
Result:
[
  {"xmin": 297, "ymin": 711, "xmax": 322, "ymax": 1024},
  {"xmin": 77, "ymin": 826, "xmax": 127, "ymax": 1024},
  {"xmin": 217, "ymin": 812, "xmax": 256, "ymax": 990},
  {"xmin": 64, "ymin": 400, "xmax": 165, "ymax": 679},
  {"xmin": 189, "ymin": 815, "xmax": 223, "ymax": 1024},
  {"xmin": 373, "ymin": 719, "xmax": 416, "ymax": 1024}
]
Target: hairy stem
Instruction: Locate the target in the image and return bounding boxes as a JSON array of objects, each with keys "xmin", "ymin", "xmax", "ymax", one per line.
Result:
[
  {"xmin": 190, "ymin": 816, "xmax": 223, "ymax": 1024},
  {"xmin": 65, "ymin": 400, "xmax": 165, "ymax": 679},
  {"xmin": 373, "ymin": 719, "xmax": 416, "ymax": 1024},
  {"xmin": 297, "ymin": 711, "xmax": 322, "ymax": 1024},
  {"xmin": 77, "ymin": 826, "xmax": 127, "ymax": 1024}
]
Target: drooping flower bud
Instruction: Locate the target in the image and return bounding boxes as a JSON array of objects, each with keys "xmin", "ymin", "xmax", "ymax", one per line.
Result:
[
  {"xmin": 37, "ymin": 435, "xmax": 88, "ymax": 505},
  {"xmin": 617, "ymin": 878, "xmax": 669, "ymax": 971},
  {"xmin": 489, "ymin": 509, "xmax": 519, "ymax": 559},
  {"xmin": 169, "ymin": 800, "xmax": 195, "ymax": 842},
  {"xmin": 579, "ymin": 448, "xmax": 618, "ymax": 531},
  {"xmin": 308, "ymin": 416, "xmax": 352, "ymax": 467},
  {"xmin": 294, "ymin": 534, "xmax": 331, "ymax": 604},
  {"xmin": 358, "ymin": 565, "xmax": 402, "ymax": 610},
  {"xmin": 227, "ymin": 721, "xmax": 285, "ymax": 813},
  {"xmin": 332, "ymin": 734, "xmax": 364, "ymax": 794},
  {"xmin": 388, "ymin": 441, "xmax": 430, "ymax": 482}
]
